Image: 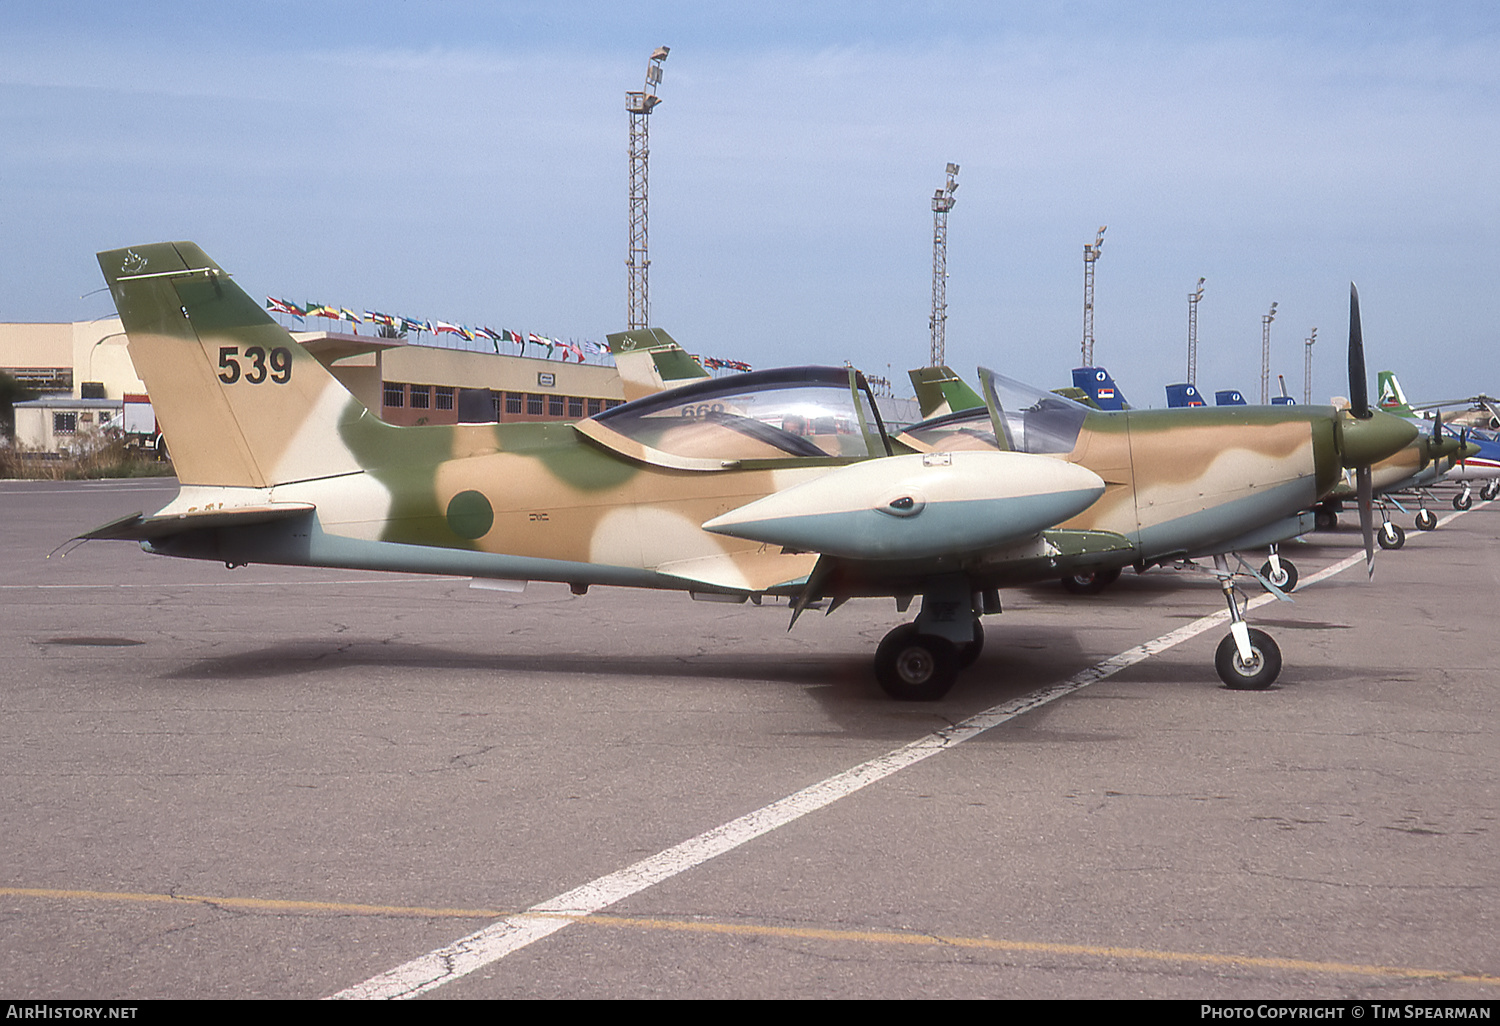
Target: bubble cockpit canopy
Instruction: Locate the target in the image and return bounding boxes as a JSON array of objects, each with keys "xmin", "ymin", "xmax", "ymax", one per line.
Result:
[{"xmin": 577, "ymin": 366, "xmax": 893, "ymax": 471}]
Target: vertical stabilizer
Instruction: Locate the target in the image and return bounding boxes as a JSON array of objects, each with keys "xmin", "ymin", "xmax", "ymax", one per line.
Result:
[
  {"xmin": 908, "ymin": 365, "xmax": 984, "ymax": 418},
  {"xmin": 1071, "ymin": 367, "xmax": 1129, "ymax": 411},
  {"xmin": 97, "ymin": 242, "xmax": 365, "ymax": 488},
  {"xmin": 606, "ymin": 327, "xmax": 711, "ymax": 401},
  {"xmin": 1377, "ymin": 371, "xmax": 1415, "ymax": 417}
]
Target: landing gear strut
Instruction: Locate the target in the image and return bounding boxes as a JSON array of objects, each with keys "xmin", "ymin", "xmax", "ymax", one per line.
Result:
[{"xmin": 1453, "ymin": 484, "xmax": 1473, "ymax": 511}]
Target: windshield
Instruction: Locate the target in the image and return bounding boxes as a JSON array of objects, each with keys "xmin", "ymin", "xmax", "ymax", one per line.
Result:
[{"xmin": 592, "ymin": 366, "xmax": 891, "ymax": 462}]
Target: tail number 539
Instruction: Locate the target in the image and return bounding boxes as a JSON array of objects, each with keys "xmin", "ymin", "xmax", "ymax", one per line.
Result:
[{"xmin": 218, "ymin": 346, "xmax": 293, "ymax": 385}]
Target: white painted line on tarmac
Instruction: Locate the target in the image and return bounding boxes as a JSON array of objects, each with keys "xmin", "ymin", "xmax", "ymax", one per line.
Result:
[{"xmin": 323, "ymin": 502, "xmax": 1478, "ymax": 998}]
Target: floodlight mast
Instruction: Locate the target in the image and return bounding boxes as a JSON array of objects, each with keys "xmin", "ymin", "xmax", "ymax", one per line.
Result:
[
  {"xmin": 928, "ymin": 163, "xmax": 959, "ymax": 367},
  {"xmin": 1304, "ymin": 327, "xmax": 1317, "ymax": 405},
  {"xmin": 1187, "ymin": 277, "xmax": 1205, "ymax": 386},
  {"xmin": 626, "ymin": 46, "xmax": 669, "ymax": 331},
  {"xmin": 1260, "ymin": 300, "xmax": 1278, "ymax": 404},
  {"xmin": 1081, "ymin": 226, "xmax": 1106, "ymax": 366}
]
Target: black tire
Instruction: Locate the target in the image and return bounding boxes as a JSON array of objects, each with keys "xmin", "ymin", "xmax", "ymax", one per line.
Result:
[
  {"xmin": 1314, "ymin": 507, "xmax": 1338, "ymax": 531},
  {"xmin": 1378, "ymin": 522, "xmax": 1406, "ymax": 549},
  {"xmin": 1415, "ymin": 509, "xmax": 1438, "ymax": 531},
  {"xmin": 956, "ymin": 617, "xmax": 985, "ymax": 669},
  {"xmin": 1061, "ymin": 566, "xmax": 1121, "ymax": 595},
  {"xmin": 1482, "ymin": 481, "xmax": 1499, "ymax": 501},
  {"xmin": 1215, "ymin": 628, "xmax": 1281, "ymax": 690},
  {"xmin": 874, "ymin": 624, "xmax": 960, "ymax": 701},
  {"xmin": 1453, "ymin": 491, "xmax": 1473, "ymax": 511},
  {"xmin": 1260, "ymin": 558, "xmax": 1298, "ymax": 592}
]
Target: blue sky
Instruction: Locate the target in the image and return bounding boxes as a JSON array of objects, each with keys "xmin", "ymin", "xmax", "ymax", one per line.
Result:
[{"xmin": 2, "ymin": 2, "xmax": 1497, "ymax": 405}]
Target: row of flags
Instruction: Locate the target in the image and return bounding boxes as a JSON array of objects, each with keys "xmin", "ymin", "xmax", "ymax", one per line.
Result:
[
  {"xmin": 265, "ymin": 297, "xmax": 610, "ymax": 363},
  {"xmin": 264, "ymin": 296, "xmax": 754, "ymax": 374}
]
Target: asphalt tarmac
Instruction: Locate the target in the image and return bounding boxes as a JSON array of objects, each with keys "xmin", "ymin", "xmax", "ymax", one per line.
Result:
[{"xmin": 2, "ymin": 477, "xmax": 1496, "ymax": 1000}]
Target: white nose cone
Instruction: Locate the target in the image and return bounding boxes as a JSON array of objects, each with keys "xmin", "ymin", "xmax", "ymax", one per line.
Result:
[{"xmin": 703, "ymin": 450, "xmax": 1104, "ymax": 560}]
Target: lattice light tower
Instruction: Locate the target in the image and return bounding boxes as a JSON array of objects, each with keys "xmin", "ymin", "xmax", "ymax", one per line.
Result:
[
  {"xmin": 1081, "ymin": 226, "xmax": 1106, "ymax": 366},
  {"xmin": 1304, "ymin": 327, "xmax": 1317, "ymax": 405},
  {"xmin": 1260, "ymin": 301, "xmax": 1278, "ymax": 404},
  {"xmin": 928, "ymin": 163, "xmax": 959, "ymax": 367},
  {"xmin": 626, "ymin": 46, "xmax": 669, "ymax": 331},
  {"xmin": 1186, "ymin": 277, "xmax": 1205, "ymax": 386}
]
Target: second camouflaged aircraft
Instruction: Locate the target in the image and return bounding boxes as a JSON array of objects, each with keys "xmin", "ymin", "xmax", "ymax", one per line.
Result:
[{"xmin": 83, "ymin": 242, "xmax": 1417, "ymax": 699}]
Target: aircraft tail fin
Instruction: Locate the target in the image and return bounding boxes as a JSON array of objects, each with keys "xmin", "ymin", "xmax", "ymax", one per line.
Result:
[
  {"xmin": 1215, "ymin": 389, "xmax": 1247, "ymax": 406},
  {"xmin": 1071, "ymin": 366, "xmax": 1129, "ymax": 410},
  {"xmin": 97, "ymin": 242, "xmax": 365, "ymax": 489},
  {"xmin": 908, "ymin": 365, "xmax": 984, "ymax": 418},
  {"xmin": 1377, "ymin": 371, "xmax": 1415, "ymax": 417},
  {"xmin": 606, "ymin": 327, "xmax": 711, "ymax": 401},
  {"xmin": 1165, "ymin": 383, "xmax": 1206, "ymax": 407}
]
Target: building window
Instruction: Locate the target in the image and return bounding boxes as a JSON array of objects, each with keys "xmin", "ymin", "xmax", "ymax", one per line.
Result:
[
  {"xmin": 549, "ymin": 395, "xmax": 564, "ymax": 417},
  {"xmin": 409, "ymin": 385, "xmax": 431, "ymax": 410},
  {"xmin": 383, "ymin": 382, "xmax": 405, "ymax": 408},
  {"xmin": 587, "ymin": 398, "xmax": 603, "ymax": 416},
  {"xmin": 605, "ymin": 399, "xmax": 624, "ymax": 410},
  {"xmin": 53, "ymin": 412, "xmax": 77, "ymax": 434},
  {"xmin": 435, "ymin": 386, "xmax": 454, "ymax": 411},
  {"xmin": 527, "ymin": 394, "xmax": 544, "ymax": 416},
  {"xmin": 568, "ymin": 396, "xmax": 584, "ymax": 418},
  {"xmin": 506, "ymin": 392, "xmax": 523, "ymax": 415}
]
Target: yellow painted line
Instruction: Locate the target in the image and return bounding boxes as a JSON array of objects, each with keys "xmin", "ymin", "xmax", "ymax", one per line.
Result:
[{"xmin": 5, "ymin": 886, "xmax": 1495, "ymax": 987}]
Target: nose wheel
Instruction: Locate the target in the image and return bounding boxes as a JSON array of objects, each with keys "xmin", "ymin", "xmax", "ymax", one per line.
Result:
[{"xmin": 1215, "ymin": 628, "xmax": 1281, "ymax": 690}]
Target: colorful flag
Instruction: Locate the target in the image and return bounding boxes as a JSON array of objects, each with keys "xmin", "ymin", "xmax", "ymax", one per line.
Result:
[
  {"xmin": 266, "ymin": 297, "xmax": 305, "ymax": 319},
  {"xmin": 306, "ymin": 303, "xmax": 340, "ymax": 320}
]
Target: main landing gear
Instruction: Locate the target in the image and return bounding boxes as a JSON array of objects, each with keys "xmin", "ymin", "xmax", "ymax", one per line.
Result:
[
  {"xmin": 1482, "ymin": 480, "xmax": 1500, "ymax": 502},
  {"xmin": 1453, "ymin": 484, "xmax": 1473, "ymax": 511},
  {"xmin": 872, "ymin": 580, "xmax": 994, "ymax": 701}
]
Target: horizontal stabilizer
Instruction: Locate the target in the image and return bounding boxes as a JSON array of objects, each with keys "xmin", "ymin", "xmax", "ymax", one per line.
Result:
[{"xmin": 76, "ymin": 502, "xmax": 315, "ymax": 542}]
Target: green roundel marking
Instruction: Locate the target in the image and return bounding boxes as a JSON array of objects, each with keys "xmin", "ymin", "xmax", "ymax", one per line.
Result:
[{"xmin": 446, "ymin": 490, "xmax": 494, "ymax": 540}]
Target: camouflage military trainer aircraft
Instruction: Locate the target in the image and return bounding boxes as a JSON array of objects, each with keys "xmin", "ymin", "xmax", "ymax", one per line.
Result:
[{"xmin": 82, "ymin": 242, "xmax": 1416, "ymax": 699}]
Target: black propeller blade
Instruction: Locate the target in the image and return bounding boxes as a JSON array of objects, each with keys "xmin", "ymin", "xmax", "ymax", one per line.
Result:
[
  {"xmin": 1349, "ymin": 283, "xmax": 1370, "ymax": 420},
  {"xmin": 1349, "ymin": 282, "xmax": 1375, "ymax": 575}
]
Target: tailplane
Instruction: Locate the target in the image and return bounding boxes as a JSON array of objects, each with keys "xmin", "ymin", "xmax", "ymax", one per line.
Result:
[{"xmin": 97, "ymin": 242, "xmax": 366, "ymax": 488}]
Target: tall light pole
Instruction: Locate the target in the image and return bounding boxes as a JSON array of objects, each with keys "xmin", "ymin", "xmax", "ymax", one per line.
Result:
[
  {"xmin": 1260, "ymin": 300, "xmax": 1278, "ymax": 404},
  {"xmin": 1187, "ymin": 277, "xmax": 1205, "ymax": 386},
  {"xmin": 1304, "ymin": 327, "xmax": 1317, "ymax": 405},
  {"xmin": 1081, "ymin": 225, "xmax": 1106, "ymax": 366},
  {"xmin": 928, "ymin": 163, "xmax": 958, "ymax": 368},
  {"xmin": 626, "ymin": 45, "xmax": 669, "ymax": 331}
]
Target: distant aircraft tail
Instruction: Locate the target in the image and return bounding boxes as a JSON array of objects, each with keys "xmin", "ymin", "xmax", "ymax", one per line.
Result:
[
  {"xmin": 908, "ymin": 365, "xmax": 984, "ymax": 418},
  {"xmin": 1377, "ymin": 371, "xmax": 1415, "ymax": 417},
  {"xmin": 1165, "ymin": 383, "xmax": 1206, "ymax": 407},
  {"xmin": 1071, "ymin": 367, "xmax": 1129, "ymax": 411},
  {"xmin": 1215, "ymin": 389, "xmax": 1247, "ymax": 406},
  {"xmin": 606, "ymin": 327, "xmax": 711, "ymax": 401},
  {"xmin": 97, "ymin": 242, "xmax": 366, "ymax": 489}
]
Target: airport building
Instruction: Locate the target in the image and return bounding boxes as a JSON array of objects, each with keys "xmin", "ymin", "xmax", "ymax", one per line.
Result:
[{"xmin": 1, "ymin": 320, "xmax": 629, "ymax": 452}]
